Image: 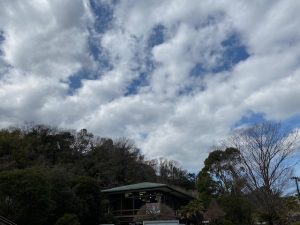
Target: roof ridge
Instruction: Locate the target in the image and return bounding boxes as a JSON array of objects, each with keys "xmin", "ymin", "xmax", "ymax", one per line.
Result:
[{"xmin": 102, "ymin": 182, "xmax": 167, "ymax": 192}]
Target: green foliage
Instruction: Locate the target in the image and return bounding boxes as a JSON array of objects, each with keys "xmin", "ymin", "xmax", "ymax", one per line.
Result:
[
  {"xmin": 72, "ymin": 176, "xmax": 102, "ymax": 225},
  {"xmin": 0, "ymin": 123, "xmax": 196, "ymax": 225},
  {"xmin": 220, "ymin": 195, "xmax": 253, "ymax": 225},
  {"xmin": 83, "ymin": 138, "xmax": 158, "ymax": 187},
  {"xmin": 180, "ymin": 199, "xmax": 204, "ymax": 224},
  {"xmin": 197, "ymin": 170, "xmax": 217, "ymax": 207},
  {"xmin": 197, "ymin": 148, "xmax": 255, "ymax": 225},
  {"xmin": 197, "ymin": 148, "xmax": 244, "ymax": 208},
  {"xmin": 223, "ymin": 219, "xmax": 234, "ymax": 225},
  {"xmin": 0, "ymin": 168, "xmax": 52, "ymax": 225},
  {"xmin": 54, "ymin": 214, "xmax": 81, "ymax": 225},
  {"xmin": 46, "ymin": 168, "xmax": 79, "ymax": 225},
  {"xmin": 291, "ymin": 222, "xmax": 300, "ymax": 225},
  {"xmin": 198, "ymin": 148, "xmax": 243, "ymax": 196}
]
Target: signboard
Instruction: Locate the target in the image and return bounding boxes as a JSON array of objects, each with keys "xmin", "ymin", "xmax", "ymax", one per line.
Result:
[{"xmin": 143, "ymin": 220, "xmax": 179, "ymax": 225}]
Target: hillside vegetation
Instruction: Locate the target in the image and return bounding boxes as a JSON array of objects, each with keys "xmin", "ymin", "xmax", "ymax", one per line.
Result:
[{"xmin": 0, "ymin": 124, "xmax": 195, "ymax": 225}]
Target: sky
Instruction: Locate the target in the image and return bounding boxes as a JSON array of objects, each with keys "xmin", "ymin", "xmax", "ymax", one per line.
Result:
[{"xmin": 0, "ymin": 0, "xmax": 300, "ymax": 172}]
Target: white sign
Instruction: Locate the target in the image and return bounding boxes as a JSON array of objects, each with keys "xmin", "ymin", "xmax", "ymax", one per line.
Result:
[{"xmin": 143, "ymin": 220, "xmax": 179, "ymax": 225}]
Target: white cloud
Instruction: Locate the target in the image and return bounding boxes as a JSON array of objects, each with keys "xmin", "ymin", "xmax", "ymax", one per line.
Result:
[
  {"xmin": 0, "ymin": 69, "xmax": 67, "ymax": 125},
  {"xmin": 0, "ymin": 0, "xmax": 94, "ymax": 79},
  {"xmin": 246, "ymin": 68, "xmax": 300, "ymax": 120},
  {"xmin": 0, "ymin": 0, "xmax": 300, "ymax": 172}
]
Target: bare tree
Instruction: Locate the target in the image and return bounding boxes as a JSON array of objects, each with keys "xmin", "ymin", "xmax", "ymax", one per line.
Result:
[{"xmin": 224, "ymin": 121, "xmax": 299, "ymax": 224}]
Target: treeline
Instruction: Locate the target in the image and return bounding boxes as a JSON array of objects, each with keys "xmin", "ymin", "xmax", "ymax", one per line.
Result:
[
  {"xmin": 0, "ymin": 124, "xmax": 195, "ymax": 225},
  {"xmin": 182, "ymin": 122, "xmax": 300, "ymax": 225},
  {"xmin": 1, "ymin": 122, "xmax": 299, "ymax": 225}
]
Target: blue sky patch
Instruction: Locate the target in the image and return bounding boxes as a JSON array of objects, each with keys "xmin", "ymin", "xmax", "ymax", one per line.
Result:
[
  {"xmin": 148, "ymin": 24, "xmax": 165, "ymax": 48},
  {"xmin": 177, "ymin": 85, "xmax": 195, "ymax": 96},
  {"xmin": 125, "ymin": 72, "xmax": 148, "ymax": 96},
  {"xmin": 125, "ymin": 67, "xmax": 152, "ymax": 96},
  {"xmin": 235, "ymin": 111, "xmax": 266, "ymax": 128},
  {"xmin": 0, "ymin": 31, "xmax": 4, "ymax": 55},
  {"xmin": 190, "ymin": 63, "xmax": 206, "ymax": 77},
  {"xmin": 282, "ymin": 114, "xmax": 300, "ymax": 131},
  {"xmin": 88, "ymin": 35, "xmax": 112, "ymax": 71},
  {"xmin": 0, "ymin": 31, "xmax": 4, "ymax": 42},
  {"xmin": 189, "ymin": 33, "xmax": 250, "ymax": 77},
  {"xmin": 121, "ymin": 24, "xmax": 166, "ymax": 96},
  {"xmin": 213, "ymin": 33, "xmax": 250, "ymax": 73},
  {"xmin": 125, "ymin": 45, "xmax": 158, "ymax": 96},
  {"xmin": 90, "ymin": 0, "xmax": 115, "ymax": 34},
  {"xmin": 68, "ymin": 68, "xmax": 98, "ymax": 95},
  {"xmin": 88, "ymin": 0, "xmax": 114, "ymax": 70},
  {"xmin": 234, "ymin": 111, "xmax": 300, "ymax": 134}
]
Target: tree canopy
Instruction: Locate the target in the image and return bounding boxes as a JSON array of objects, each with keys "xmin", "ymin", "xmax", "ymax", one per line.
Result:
[
  {"xmin": 0, "ymin": 121, "xmax": 299, "ymax": 225},
  {"xmin": 194, "ymin": 121, "xmax": 300, "ymax": 225},
  {"xmin": 0, "ymin": 123, "xmax": 195, "ymax": 225}
]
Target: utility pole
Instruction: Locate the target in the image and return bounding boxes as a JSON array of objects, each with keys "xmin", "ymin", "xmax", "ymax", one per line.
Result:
[{"xmin": 291, "ymin": 177, "xmax": 300, "ymax": 200}]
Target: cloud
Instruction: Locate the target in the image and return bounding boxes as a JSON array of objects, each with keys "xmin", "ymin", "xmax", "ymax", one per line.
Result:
[
  {"xmin": 0, "ymin": 0, "xmax": 300, "ymax": 172},
  {"xmin": 0, "ymin": 0, "xmax": 94, "ymax": 79}
]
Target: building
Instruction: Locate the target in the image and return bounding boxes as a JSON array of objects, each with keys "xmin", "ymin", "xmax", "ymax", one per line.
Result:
[{"xmin": 102, "ymin": 182, "xmax": 194, "ymax": 225}]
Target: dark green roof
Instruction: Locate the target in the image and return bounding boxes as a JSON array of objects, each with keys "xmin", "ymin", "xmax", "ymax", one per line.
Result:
[
  {"xmin": 102, "ymin": 182, "xmax": 167, "ymax": 193},
  {"xmin": 101, "ymin": 182, "xmax": 195, "ymax": 200}
]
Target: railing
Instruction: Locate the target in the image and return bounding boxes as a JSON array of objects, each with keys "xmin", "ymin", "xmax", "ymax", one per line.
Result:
[
  {"xmin": 112, "ymin": 209, "xmax": 139, "ymax": 216},
  {"xmin": 0, "ymin": 216, "xmax": 17, "ymax": 225}
]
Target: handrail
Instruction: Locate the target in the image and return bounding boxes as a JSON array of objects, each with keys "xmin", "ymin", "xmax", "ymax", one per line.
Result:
[{"xmin": 0, "ymin": 216, "xmax": 17, "ymax": 225}]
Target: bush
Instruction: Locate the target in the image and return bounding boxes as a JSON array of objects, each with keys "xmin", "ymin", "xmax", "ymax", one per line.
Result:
[
  {"xmin": 55, "ymin": 214, "xmax": 81, "ymax": 225},
  {"xmin": 223, "ymin": 219, "xmax": 234, "ymax": 225}
]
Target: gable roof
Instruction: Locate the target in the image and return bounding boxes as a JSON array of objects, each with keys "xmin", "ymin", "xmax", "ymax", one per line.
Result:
[
  {"xmin": 101, "ymin": 182, "xmax": 195, "ymax": 200},
  {"xmin": 102, "ymin": 182, "xmax": 166, "ymax": 193}
]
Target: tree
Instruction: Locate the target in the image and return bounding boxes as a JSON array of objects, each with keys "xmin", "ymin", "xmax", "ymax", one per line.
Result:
[
  {"xmin": 225, "ymin": 121, "xmax": 299, "ymax": 224},
  {"xmin": 204, "ymin": 199, "xmax": 225, "ymax": 225},
  {"xmin": 197, "ymin": 148, "xmax": 244, "ymax": 197},
  {"xmin": 72, "ymin": 176, "xmax": 102, "ymax": 225},
  {"xmin": 54, "ymin": 214, "xmax": 81, "ymax": 225},
  {"xmin": 197, "ymin": 148, "xmax": 253, "ymax": 224},
  {"xmin": 155, "ymin": 158, "xmax": 196, "ymax": 190},
  {"xmin": 0, "ymin": 168, "xmax": 52, "ymax": 225},
  {"xmin": 220, "ymin": 195, "xmax": 253, "ymax": 225},
  {"xmin": 46, "ymin": 167, "xmax": 79, "ymax": 225},
  {"xmin": 0, "ymin": 128, "xmax": 22, "ymax": 170},
  {"xmin": 197, "ymin": 148, "xmax": 246, "ymax": 207},
  {"xmin": 180, "ymin": 199, "xmax": 204, "ymax": 225},
  {"xmin": 83, "ymin": 137, "xmax": 157, "ymax": 187}
]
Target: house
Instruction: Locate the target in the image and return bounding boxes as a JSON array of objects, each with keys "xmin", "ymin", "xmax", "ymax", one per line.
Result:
[{"xmin": 102, "ymin": 182, "xmax": 194, "ymax": 225}]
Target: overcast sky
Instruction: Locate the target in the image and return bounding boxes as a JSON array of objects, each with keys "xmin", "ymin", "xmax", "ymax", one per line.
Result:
[{"xmin": 0, "ymin": 0, "xmax": 300, "ymax": 172}]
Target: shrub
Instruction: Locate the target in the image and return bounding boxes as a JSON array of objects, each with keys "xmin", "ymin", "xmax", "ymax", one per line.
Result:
[{"xmin": 55, "ymin": 214, "xmax": 80, "ymax": 225}]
